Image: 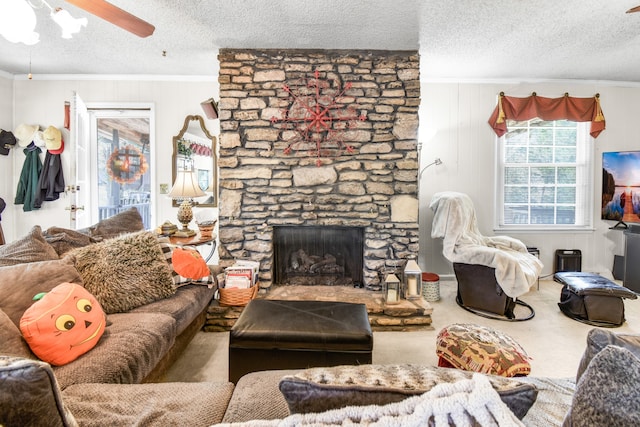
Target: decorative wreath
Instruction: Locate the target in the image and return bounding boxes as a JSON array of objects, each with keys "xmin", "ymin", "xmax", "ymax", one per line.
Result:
[{"xmin": 106, "ymin": 145, "xmax": 149, "ymax": 184}]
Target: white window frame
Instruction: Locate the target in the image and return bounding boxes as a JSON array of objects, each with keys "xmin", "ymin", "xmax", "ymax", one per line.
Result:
[{"xmin": 495, "ymin": 119, "xmax": 594, "ymax": 232}]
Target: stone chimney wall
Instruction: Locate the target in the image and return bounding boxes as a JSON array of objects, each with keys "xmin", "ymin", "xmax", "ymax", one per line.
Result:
[{"xmin": 217, "ymin": 49, "xmax": 420, "ymax": 288}]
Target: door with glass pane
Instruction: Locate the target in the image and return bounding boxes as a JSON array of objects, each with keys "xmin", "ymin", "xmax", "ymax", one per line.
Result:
[{"xmin": 89, "ymin": 108, "xmax": 154, "ymax": 229}]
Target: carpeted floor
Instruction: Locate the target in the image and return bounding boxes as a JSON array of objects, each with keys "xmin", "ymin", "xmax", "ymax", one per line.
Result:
[{"xmin": 164, "ymin": 278, "xmax": 640, "ymax": 383}]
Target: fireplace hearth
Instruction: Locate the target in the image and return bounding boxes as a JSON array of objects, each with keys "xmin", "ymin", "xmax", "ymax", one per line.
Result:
[{"xmin": 273, "ymin": 226, "xmax": 364, "ymax": 286}]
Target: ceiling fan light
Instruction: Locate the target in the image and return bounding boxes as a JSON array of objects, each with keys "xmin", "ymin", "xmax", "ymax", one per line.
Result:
[
  {"xmin": 0, "ymin": 0, "xmax": 40, "ymax": 45},
  {"xmin": 51, "ymin": 8, "xmax": 87, "ymax": 39}
]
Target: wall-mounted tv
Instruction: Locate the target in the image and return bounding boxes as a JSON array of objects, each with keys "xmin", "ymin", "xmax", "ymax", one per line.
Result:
[{"xmin": 602, "ymin": 150, "xmax": 640, "ymax": 227}]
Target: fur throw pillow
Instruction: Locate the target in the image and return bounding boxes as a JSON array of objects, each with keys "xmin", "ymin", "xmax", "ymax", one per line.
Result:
[{"xmin": 69, "ymin": 231, "xmax": 175, "ymax": 313}]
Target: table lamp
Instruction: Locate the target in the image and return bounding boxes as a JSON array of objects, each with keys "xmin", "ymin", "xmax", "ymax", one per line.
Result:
[{"xmin": 168, "ymin": 170, "xmax": 205, "ymax": 237}]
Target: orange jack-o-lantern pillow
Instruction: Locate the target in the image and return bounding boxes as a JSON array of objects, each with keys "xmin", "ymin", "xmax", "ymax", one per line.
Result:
[
  {"xmin": 20, "ymin": 282, "xmax": 106, "ymax": 366},
  {"xmin": 172, "ymin": 247, "xmax": 210, "ymax": 280}
]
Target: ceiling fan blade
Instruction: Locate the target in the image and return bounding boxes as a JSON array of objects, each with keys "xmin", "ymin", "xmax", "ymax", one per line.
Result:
[
  {"xmin": 627, "ymin": 5, "xmax": 640, "ymax": 13},
  {"xmin": 65, "ymin": 0, "xmax": 155, "ymax": 38}
]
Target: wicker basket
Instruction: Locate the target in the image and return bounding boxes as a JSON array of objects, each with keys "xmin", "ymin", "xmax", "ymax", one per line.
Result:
[{"xmin": 218, "ymin": 284, "xmax": 258, "ymax": 307}]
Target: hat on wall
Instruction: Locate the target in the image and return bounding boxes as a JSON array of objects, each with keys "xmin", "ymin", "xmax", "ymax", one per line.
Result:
[
  {"xmin": 33, "ymin": 130, "xmax": 46, "ymax": 147},
  {"xmin": 0, "ymin": 130, "xmax": 17, "ymax": 155},
  {"xmin": 14, "ymin": 124, "xmax": 39, "ymax": 147},
  {"xmin": 43, "ymin": 126, "xmax": 62, "ymax": 151},
  {"xmin": 48, "ymin": 138, "xmax": 65, "ymax": 155}
]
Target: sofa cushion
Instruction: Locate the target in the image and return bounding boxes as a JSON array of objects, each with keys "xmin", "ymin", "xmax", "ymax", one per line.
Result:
[
  {"xmin": 279, "ymin": 363, "xmax": 538, "ymax": 420},
  {"xmin": 0, "ymin": 309, "xmax": 33, "ymax": 359},
  {"xmin": 20, "ymin": 283, "xmax": 106, "ymax": 366},
  {"xmin": 0, "ymin": 356, "xmax": 77, "ymax": 427},
  {"xmin": 76, "ymin": 207, "xmax": 144, "ymax": 239},
  {"xmin": 0, "ymin": 257, "xmax": 84, "ymax": 327},
  {"xmin": 436, "ymin": 323, "xmax": 531, "ymax": 377},
  {"xmin": 576, "ymin": 328, "xmax": 640, "ymax": 381},
  {"xmin": 0, "ymin": 225, "xmax": 59, "ymax": 267},
  {"xmin": 53, "ymin": 312, "xmax": 177, "ymax": 389},
  {"xmin": 564, "ymin": 345, "xmax": 640, "ymax": 426},
  {"xmin": 70, "ymin": 231, "xmax": 176, "ymax": 314},
  {"xmin": 223, "ymin": 369, "xmax": 296, "ymax": 423},
  {"xmin": 43, "ymin": 226, "xmax": 99, "ymax": 256},
  {"xmin": 63, "ymin": 381, "xmax": 234, "ymax": 427},
  {"xmin": 130, "ymin": 284, "xmax": 214, "ymax": 335}
]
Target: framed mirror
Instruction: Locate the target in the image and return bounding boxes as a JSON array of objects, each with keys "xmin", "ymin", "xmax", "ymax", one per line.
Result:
[{"xmin": 172, "ymin": 115, "xmax": 217, "ymax": 207}]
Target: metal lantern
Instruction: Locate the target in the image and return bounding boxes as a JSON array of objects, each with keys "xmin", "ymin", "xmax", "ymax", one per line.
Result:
[
  {"xmin": 403, "ymin": 259, "xmax": 422, "ymax": 300},
  {"xmin": 383, "ymin": 273, "xmax": 401, "ymax": 305}
]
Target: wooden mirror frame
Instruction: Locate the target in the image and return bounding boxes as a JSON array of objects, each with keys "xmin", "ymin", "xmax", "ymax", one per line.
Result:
[{"xmin": 171, "ymin": 115, "xmax": 217, "ymax": 207}]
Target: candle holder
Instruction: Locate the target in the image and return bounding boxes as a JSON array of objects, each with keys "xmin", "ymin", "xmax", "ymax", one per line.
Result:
[
  {"xmin": 403, "ymin": 258, "xmax": 422, "ymax": 300},
  {"xmin": 383, "ymin": 273, "xmax": 401, "ymax": 305}
]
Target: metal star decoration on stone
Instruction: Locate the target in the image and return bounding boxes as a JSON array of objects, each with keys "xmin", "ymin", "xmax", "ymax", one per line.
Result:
[{"xmin": 271, "ymin": 70, "xmax": 367, "ymax": 166}]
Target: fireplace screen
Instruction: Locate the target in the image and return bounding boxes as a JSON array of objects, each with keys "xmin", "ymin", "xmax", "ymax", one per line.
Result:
[{"xmin": 273, "ymin": 226, "xmax": 364, "ymax": 286}]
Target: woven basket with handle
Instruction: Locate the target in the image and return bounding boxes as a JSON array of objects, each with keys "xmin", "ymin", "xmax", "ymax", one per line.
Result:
[{"xmin": 218, "ymin": 284, "xmax": 258, "ymax": 307}]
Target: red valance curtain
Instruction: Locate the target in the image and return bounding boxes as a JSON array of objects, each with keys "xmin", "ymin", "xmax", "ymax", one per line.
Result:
[{"xmin": 488, "ymin": 93, "xmax": 606, "ymax": 138}]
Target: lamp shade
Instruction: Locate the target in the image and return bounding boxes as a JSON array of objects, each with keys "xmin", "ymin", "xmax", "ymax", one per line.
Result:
[{"xmin": 168, "ymin": 170, "xmax": 206, "ymax": 199}]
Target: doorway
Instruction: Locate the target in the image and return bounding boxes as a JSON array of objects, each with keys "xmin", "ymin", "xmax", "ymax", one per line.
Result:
[{"xmin": 76, "ymin": 104, "xmax": 155, "ymax": 229}]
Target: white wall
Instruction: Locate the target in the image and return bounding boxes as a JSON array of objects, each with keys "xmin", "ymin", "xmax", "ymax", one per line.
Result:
[
  {"xmin": 0, "ymin": 75, "xmax": 14, "ymax": 238},
  {"xmin": 4, "ymin": 75, "xmax": 639, "ymax": 280},
  {"xmin": 6, "ymin": 78, "xmax": 218, "ymax": 242},
  {"xmin": 418, "ymin": 81, "xmax": 640, "ymax": 279}
]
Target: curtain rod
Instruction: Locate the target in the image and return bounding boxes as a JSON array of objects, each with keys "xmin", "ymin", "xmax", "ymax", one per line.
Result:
[{"xmin": 499, "ymin": 92, "xmax": 600, "ymax": 98}]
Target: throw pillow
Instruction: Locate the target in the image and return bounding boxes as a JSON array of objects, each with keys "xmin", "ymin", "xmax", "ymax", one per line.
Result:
[
  {"xmin": 0, "ymin": 225, "xmax": 59, "ymax": 267},
  {"xmin": 0, "ymin": 257, "xmax": 84, "ymax": 327},
  {"xmin": 0, "ymin": 356, "xmax": 77, "ymax": 426},
  {"xmin": 69, "ymin": 231, "xmax": 175, "ymax": 314},
  {"xmin": 43, "ymin": 226, "xmax": 99, "ymax": 256},
  {"xmin": 76, "ymin": 207, "xmax": 144, "ymax": 240},
  {"xmin": 564, "ymin": 345, "xmax": 640, "ymax": 426},
  {"xmin": 576, "ymin": 328, "xmax": 640, "ymax": 381},
  {"xmin": 20, "ymin": 283, "xmax": 106, "ymax": 366},
  {"xmin": 279, "ymin": 363, "xmax": 538, "ymax": 420},
  {"xmin": 436, "ymin": 323, "xmax": 531, "ymax": 377},
  {"xmin": 158, "ymin": 240, "xmax": 214, "ymax": 287},
  {"xmin": 0, "ymin": 309, "xmax": 33, "ymax": 359}
]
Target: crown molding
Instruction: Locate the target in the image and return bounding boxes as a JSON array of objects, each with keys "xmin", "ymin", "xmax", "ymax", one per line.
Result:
[
  {"xmin": 8, "ymin": 74, "xmax": 217, "ymax": 82},
  {"xmin": 420, "ymin": 77, "xmax": 640, "ymax": 88}
]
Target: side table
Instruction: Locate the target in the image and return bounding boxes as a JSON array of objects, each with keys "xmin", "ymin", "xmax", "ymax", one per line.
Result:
[{"xmin": 169, "ymin": 233, "xmax": 217, "ymax": 262}]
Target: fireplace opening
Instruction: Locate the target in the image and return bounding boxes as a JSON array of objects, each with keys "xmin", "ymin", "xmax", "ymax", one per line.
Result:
[{"xmin": 273, "ymin": 226, "xmax": 364, "ymax": 286}]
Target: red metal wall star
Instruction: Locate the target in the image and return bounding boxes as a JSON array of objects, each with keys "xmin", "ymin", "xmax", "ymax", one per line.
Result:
[{"xmin": 271, "ymin": 70, "xmax": 366, "ymax": 166}]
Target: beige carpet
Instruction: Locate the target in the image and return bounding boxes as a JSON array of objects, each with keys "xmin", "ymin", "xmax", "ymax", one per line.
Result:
[{"xmin": 164, "ymin": 279, "xmax": 640, "ymax": 383}]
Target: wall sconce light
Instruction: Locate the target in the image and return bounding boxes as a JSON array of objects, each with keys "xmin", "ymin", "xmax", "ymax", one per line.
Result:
[
  {"xmin": 200, "ymin": 98, "xmax": 219, "ymax": 120},
  {"xmin": 418, "ymin": 157, "xmax": 442, "ymax": 180}
]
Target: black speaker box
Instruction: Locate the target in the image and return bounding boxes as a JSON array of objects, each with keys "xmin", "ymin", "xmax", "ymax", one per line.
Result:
[{"xmin": 554, "ymin": 249, "xmax": 582, "ymax": 273}]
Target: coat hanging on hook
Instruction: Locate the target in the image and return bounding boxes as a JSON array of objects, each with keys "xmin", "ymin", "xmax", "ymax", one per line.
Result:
[{"xmin": 0, "ymin": 129, "xmax": 17, "ymax": 155}]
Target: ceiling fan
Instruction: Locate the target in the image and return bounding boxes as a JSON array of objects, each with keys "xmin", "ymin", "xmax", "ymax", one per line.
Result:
[
  {"xmin": 627, "ymin": 6, "xmax": 640, "ymax": 13},
  {"xmin": 65, "ymin": 0, "xmax": 155, "ymax": 37}
]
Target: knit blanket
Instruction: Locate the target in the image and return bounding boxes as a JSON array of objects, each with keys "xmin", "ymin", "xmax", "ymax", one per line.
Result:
[
  {"xmin": 217, "ymin": 374, "xmax": 524, "ymax": 427},
  {"xmin": 429, "ymin": 192, "xmax": 542, "ymax": 299}
]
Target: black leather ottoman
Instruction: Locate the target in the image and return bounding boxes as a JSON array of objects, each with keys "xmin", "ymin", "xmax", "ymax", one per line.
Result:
[{"xmin": 228, "ymin": 299, "xmax": 373, "ymax": 383}]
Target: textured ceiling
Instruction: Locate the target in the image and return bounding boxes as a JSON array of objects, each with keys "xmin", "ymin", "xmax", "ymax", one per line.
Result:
[{"xmin": 2, "ymin": 0, "xmax": 640, "ymax": 82}]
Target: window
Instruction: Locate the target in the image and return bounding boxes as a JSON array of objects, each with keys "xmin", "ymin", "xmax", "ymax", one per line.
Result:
[{"xmin": 496, "ymin": 118, "xmax": 593, "ymax": 231}]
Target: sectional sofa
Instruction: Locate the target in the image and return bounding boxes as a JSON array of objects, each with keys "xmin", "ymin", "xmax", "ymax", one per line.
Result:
[{"xmin": 1, "ymin": 209, "xmax": 639, "ymax": 425}]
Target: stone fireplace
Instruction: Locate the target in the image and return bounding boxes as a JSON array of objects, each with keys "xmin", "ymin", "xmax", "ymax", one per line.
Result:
[
  {"xmin": 273, "ymin": 225, "xmax": 364, "ymax": 286},
  {"xmin": 217, "ymin": 49, "xmax": 420, "ymax": 289}
]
